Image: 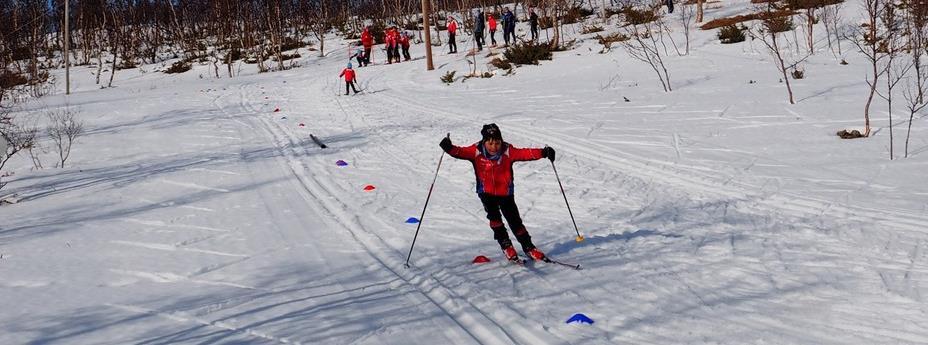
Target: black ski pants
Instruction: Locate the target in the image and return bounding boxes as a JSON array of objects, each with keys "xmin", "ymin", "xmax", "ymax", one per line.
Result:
[
  {"xmin": 345, "ymin": 81, "xmax": 359, "ymax": 95},
  {"xmin": 479, "ymin": 193, "xmax": 535, "ymax": 251},
  {"xmin": 448, "ymin": 32, "xmax": 457, "ymax": 53},
  {"xmin": 475, "ymin": 30, "xmax": 484, "ymax": 50}
]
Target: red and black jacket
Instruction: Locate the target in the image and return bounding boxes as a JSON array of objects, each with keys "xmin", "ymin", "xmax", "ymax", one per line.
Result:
[
  {"xmin": 361, "ymin": 29, "xmax": 374, "ymax": 48},
  {"xmin": 447, "ymin": 141, "xmax": 544, "ymax": 196}
]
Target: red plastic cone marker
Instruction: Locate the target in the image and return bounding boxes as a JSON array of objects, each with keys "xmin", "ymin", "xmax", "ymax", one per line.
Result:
[
  {"xmin": 472, "ymin": 255, "xmax": 491, "ymax": 264},
  {"xmin": 363, "ymin": 185, "xmax": 376, "ymax": 191}
]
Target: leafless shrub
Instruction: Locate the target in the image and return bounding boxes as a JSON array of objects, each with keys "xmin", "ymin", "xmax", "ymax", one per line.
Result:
[
  {"xmin": 821, "ymin": 1, "xmax": 846, "ymax": 57},
  {"xmin": 164, "ymin": 60, "xmax": 192, "ymax": 74},
  {"xmin": 700, "ymin": 9, "xmax": 796, "ymax": 30},
  {"xmin": 581, "ymin": 25, "xmax": 605, "ymax": 34},
  {"xmin": 46, "ymin": 108, "xmax": 84, "ymax": 168},
  {"xmin": 621, "ymin": 7, "xmax": 673, "ymax": 92},
  {"xmin": 679, "ymin": 2, "xmax": 696, "ymax": 54},
  {"xmin": 597, "ymin": 32, "xmax": 630, "ymax": 53},
  {"xmin": 624, "ymin": 6, "xmax": 661, "ymax": 25},
  {"xmin": 490, "ymin": 57, "xmax": 513, "ymax": 70},
  {"xmin": 874, "ymin": 2, "xmax": 911, "ymax": 160},
  {"xmin": 902, "ymin": 0, "xmax": 928, "ymax": 157},
  {"xmin": 504, "ymin": 42, "xmax": 553, "ymax": 65},
  {"xmin": 747, "ymin": 3, "xmax": 810, "ymax": 104},
  {"xmin": 849, "ymin": 0, "xmax": 889, "ymax": 137},
  {"xmin": 0, "ymin": 112, "xmax": 37, "ymax": 191}
]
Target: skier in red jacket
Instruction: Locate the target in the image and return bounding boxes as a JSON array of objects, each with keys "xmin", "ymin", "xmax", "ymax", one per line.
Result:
[
  {"xmin": 487, "ymin": 13, "xmax": 498, "ymax": 47},
  {"xmin": 439, "ymin": 124, "xmax": 556, "ymax": 262},
  {"xmin": 339, "ymin": 63, "xmax": 359, "ymax": 95},
  {"xmin": 360, "ymin": 26, "xmax": 374, "ymax": 65},
  {"xmin": 399, "ymin": 32, "xmax": 412, "ymax": 61},
  {"xmin": 446, "ymin": 17, "xmax": 458, "ymax": 54}
]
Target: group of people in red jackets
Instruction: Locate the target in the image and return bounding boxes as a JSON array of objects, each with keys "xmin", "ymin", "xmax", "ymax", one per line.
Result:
[
  {"xmin": 342, "ymin": 25, "xmax": 415, "ymax": 95},
  {"xmin": 355, "ymin": 25, "xmax": 411, "ymax": 67}
]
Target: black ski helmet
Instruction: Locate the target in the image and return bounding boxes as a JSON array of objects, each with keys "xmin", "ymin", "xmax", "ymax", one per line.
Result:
[{"xmin": 481, "ymin": 123, "xmax": 502, "ymax": 141}]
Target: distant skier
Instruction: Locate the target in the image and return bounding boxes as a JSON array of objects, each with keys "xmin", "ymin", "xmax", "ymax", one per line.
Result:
[
  {"xmin": 385, "ymin": 25, "xmax": 399, "ymax": 64},
  {"xmin": 447, "ymin": 17, "xmax": 458, "ymax": 53},
  {"xmin": 339, "ymin": 63, "xmax": 359, "ymax": 95},
  {"xmin": 361, "ymin": 26, "xmax": 374, "ymax": 64},
  {"xmin": 529, "ymin": 6, "xmax": 539, "ymax": 42},
  {"xmin": 474, "ymin": 9, "xmax": 486, "ymax": 51},
  {"xmin": 390, "ymin": 26, "xmax": 402, "ymax": 63},
  {"xmin": 487, "ymin": 13, "xmax": 498, "ymax": 47},
  {"xmin": 439, "ymin": 124, "xmax": 557, "ymax": 263},
  {"xmin": 502, "ymin": 7, "xmax": 516, "ymax": 46},
  {"xmin": 399, "ymin": 32, "xmax": 412, "ymax": 61}
]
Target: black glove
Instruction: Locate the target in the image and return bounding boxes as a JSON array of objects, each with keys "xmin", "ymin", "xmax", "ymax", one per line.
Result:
[
  {"xmin": 542, "ymin": 146, "xmax": 555, "ymax": 162},
  {"xmin": 439, "ymin": 136, "xmax": 453, "ymax": 152}
]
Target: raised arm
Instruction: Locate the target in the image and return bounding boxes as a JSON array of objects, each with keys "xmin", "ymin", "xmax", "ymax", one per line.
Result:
[
  {"xmin": 509, "ymin": 145, "xmax": 555, "ymax": 162},
  {"xmin": 440, "ymin": 137, "xmax": 477, "ymax": 161}
]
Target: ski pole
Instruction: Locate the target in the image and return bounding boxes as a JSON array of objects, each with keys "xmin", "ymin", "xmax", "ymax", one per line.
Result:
[
  {"xmin": 404, "ymin": 133, "xmax": 450, "ymax": 268},
  {"xmin": 550, "ymin": 159, "xmax": 584, "ymax": 242}
]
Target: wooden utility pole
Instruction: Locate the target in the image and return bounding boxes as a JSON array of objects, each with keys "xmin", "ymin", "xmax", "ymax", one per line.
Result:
[
  {"xmin": 65, "ymin": 0, "xmax": 70, "ymax": 95},
  {"xmin": 422, "ymin": 0, "xmax": 434, "ymax": 70}
]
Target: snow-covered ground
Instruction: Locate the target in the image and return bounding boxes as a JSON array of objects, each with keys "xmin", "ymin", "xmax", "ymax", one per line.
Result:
[{"xmin": 2, "ymin": 2, "xmax": 928, "ymax": 344}]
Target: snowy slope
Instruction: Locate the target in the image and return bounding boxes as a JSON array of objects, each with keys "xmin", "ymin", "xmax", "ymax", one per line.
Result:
[{"xmin": 2, "ymin": 1, "xmax": 928, "ymax": 344}]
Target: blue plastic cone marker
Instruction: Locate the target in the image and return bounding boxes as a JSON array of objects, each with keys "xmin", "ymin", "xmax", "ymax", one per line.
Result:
[
  {"xmin": 336, "ymin": 160, "xmax": 349, "ymax": 167},
  {"xmin": 405, "ymin": 217, "xmax": 420, "ymax": 224},
  {"xmin": 566, "ymin": 313, "xmax": 594, "ymax": 325}
]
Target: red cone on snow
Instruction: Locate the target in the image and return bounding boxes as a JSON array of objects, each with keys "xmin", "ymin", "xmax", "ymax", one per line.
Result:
[
  {"xmin": 472, "ymin": 255, "xmax": 491, "ymax": 264},
  {"xmin": 363, "ymin": 185, "xmax": 376, "ymax": 191}
]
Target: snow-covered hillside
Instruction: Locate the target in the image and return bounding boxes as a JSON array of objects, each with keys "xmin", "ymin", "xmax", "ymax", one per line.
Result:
[{"xmin": 2, "ymin": 1, "xmax": 927, "ymax": 344}]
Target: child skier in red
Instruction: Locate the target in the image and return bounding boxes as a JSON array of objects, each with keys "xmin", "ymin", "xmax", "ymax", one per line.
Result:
[
  {"xmin": 339, "ymin": 63, "xmax": 359, "ymax": 95},
  {"xmin": 439, "ymin": 124, "xmax": 556, "ymax": 262}
]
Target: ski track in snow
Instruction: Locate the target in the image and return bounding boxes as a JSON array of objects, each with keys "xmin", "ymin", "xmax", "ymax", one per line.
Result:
[{"xmin": 227, "ymin": 80, "xmax": 556, "ymax": 345}]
